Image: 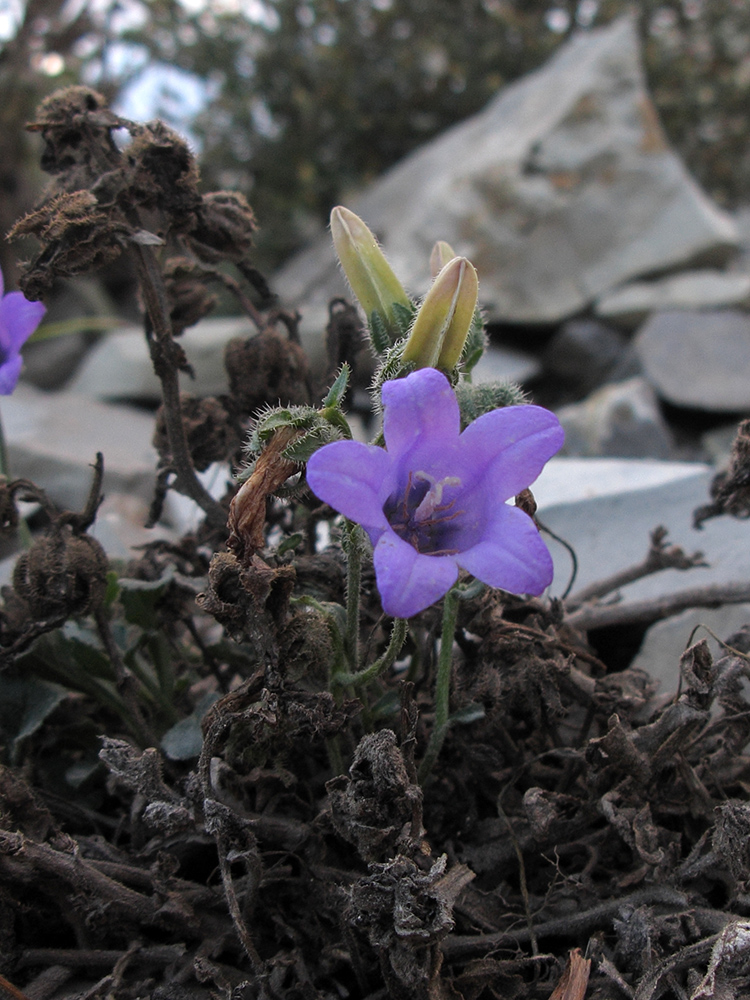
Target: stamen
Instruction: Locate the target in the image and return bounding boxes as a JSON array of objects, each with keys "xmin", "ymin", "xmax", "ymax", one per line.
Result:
[{"xmin": 413, "ymin": 472, "xmax": 462, "ymax": 523}]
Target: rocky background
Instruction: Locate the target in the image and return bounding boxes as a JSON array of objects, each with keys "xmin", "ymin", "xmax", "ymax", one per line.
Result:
[{"xmin": 10, "ymin": 16, "xmax": 750, "ymax": 702}]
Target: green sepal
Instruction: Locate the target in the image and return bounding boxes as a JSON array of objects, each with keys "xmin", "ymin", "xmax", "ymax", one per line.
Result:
[
  {"xmin": 281, "ymin": 423, "xmax": 344, "ymax": 463},
  {"xmin": 368, "ymin": 309, "xmax": 392, "ymax": 355},
  {"xmin": 244, "ymin": 405, "xmax": 322, "ymax": 460},
  {"xmin": 369, "ymin": 338, "xmax": 415, "ymax": 410},
  {"xmin": 392, "ymin": 300, "xmax": 417, "ymax": 339},
  {"xmin": 368, "ymin": 301, "xmax": 416, "ymax": 356},
  {"xmin": 454, "ymin": 380, "xmax": 528, "ymax": 429},
  {"xmin": 460, "ymin": 308, "xmax": 488, "ymax": 377}
]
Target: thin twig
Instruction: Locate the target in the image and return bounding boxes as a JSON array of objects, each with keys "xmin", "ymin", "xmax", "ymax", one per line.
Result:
[
  {"xmin": 442, "ymin": 886, "xmax": 691, "ymax": 962},
  {"xmin": 132, "ymin": 244, "xmax": 226, "ymax": 528},
  {"xmin": 565, "ymin": 582, "xmax": 750, "ymax": 632},
  {"xmin": 566, "ymin": 527, "xmax": 706, "ymax": 611}
]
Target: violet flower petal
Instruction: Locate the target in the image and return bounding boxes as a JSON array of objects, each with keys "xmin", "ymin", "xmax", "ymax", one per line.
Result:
[
  {"xmin": 458, "ymin": 404, "xmax": 565, "ymax": 500},
  {"xmin": 0, "ymin": 354, "xmax": 24, "ymax": 395},
  {"xmin": 457, "ymin": 502, "xmax": 554, "ymax": 596},
  {"xmin": 306, "ymin": 439, "xmax": 394, "ymax": 530},
  {"xmin": 382, "ymin": 366, "xmax": 460, "ymax": 459},
  {"xmin": 0, "ymin": 293, "xmax": 46, "ymax": 352},
  {"xmin": 373, "ymin": 531, "xmax": 458, "ymax": 618}
]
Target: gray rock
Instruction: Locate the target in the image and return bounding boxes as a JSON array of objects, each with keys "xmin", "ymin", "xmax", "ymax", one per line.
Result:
[
  {"xmin": 272, "ymin": 15, "xmax": 737, "ymax": 351},
  {"xmin": 2, "ymin": 383, "xmax": 159, "ymax": 510},
  {"xmin": 595, "ymin": 270, "xmax": 750, "ymax": 329},
  {"xmin": 556, "ymin": 377, "xmax": 674, "ymax": 458},
  {"xmin": 471, "ymin": 343, "xmax": 541, "ymax": 385},
  {"xmin": 541, "ymin": 319, "xmax": 639, "ymax": 395},
  {"xmin": 537, "ymin": 461, "xmax": 750, "ymax": 606},
  {"xmin": 534, "ymin": 456, "xmax": 707, "ymax": 510},
  {"xmin": 634, "ymin": 309, "xmax": 750, "ymax": 412},
  {"xmin": 630, "ymin": 604, "xmax": 750, "ymax": 695},
  {"xmin": 21, "ymin": 278, "xmax": 117, "ymax": 391},
  {"xmin": 67, "ymin": 316, "xmax": 255, "ymax": 403},
  {"xmin": 701, "ymin": 421, "xmax": 744, "ymax": 467}
]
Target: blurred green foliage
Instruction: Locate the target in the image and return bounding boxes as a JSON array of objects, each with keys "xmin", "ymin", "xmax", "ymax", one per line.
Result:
[{"xmin": 4, "ymin": 0, "xmax": 750, "ymax": 274}]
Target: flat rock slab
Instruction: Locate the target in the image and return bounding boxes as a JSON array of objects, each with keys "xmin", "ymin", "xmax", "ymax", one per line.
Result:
[
  {"xmin": 3, "ymin": 384, "xmax": 159, "ymax": 510},
  {"xmin": 67, "ymin": 317, "xmax": 255, "ymax": 403},
  {"xmin": 272, "ymin": 15, "xmax": 736, "ymax": 343},
  {"xmin": 631, "ymin": 603, "xmax": 750, "ymax": 695},
  {"xmin": 596, "ymin": 270, "xmax": 750, "ymax": 329},
  {"xmin": 634, "ymin": 308, "xmax": 750, "ymax": 411},
  {"xmin": 537, "ymin": 460, "xmax": 750, "ymax": 605}
]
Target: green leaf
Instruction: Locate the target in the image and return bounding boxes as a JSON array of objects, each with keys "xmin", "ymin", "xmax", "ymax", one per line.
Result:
[
  {"xmin": 0, "ymin": 674, "xmax": 67, "ymax": 762},
  {"xmin": 118, "ymin": 569, "xmax": 175, "ymax": 630},
  {"xmin": 104, "ymin": 571, "xmax": 120, "ymax": 607},
  {"xmin": 322, "ymin": 364, "xmax": 350, "ymax": 407},
  {"xmin": 278, "ymin": 532, "xmax": 305, "ymax": 556},
  {"xmin": 161, "ymin": 691, "xmax": 221, "ymax": 761}
]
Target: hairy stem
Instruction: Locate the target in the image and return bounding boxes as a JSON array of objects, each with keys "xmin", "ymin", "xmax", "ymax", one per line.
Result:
[
  {"xmin": 332, "ymin": 617, "xmax": 408, "ymax": 688},
  {"xmin": 343, "ymin": 520, "xmax": 363, "ymax": 675},
  {"xmin": 418, "ymin": 585, "xmax": 461, "ymax": 783}
]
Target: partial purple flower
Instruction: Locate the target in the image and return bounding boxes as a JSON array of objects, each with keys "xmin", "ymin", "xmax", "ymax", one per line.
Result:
[
  {"xmin": 306, "ymin": 368, "xmax": 564, "ymax": 619},
  {"xmin": 0, "ymin": 268, "xmax": 46, "ymax": 394}
]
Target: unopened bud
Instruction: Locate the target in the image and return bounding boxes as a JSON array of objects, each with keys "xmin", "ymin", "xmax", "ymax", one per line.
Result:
[
  {"xmin": 429, "ymin": 240, "xmax": 457, "ymax": 278},
  {"xmin": 330, "ymin": 206, "xmax": 411, "ymax": 339},
  {"xmin": 402, "ymin": 257, "xmax": 478, "ymax": 371}
]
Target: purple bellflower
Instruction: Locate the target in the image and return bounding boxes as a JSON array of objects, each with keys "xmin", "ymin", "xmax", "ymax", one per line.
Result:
[
  {"xmin": 0, "ymin": 268, "xmax": 46, "ymax": 395},
  {"xmin": 306, "ymin": 368, "xmax": 564, "ymax": 619}
]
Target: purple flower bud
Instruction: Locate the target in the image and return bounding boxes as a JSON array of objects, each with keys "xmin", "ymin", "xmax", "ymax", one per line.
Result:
[{"xmin": 307, "ymin": 368, "xmax": 564, "ymax": 618}]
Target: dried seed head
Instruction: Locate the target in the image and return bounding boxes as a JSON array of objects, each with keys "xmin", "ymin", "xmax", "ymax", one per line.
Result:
[
  {"xmin": 10, "ymin": 191, "xmax": 123, "ymax": 298},
  {"xmin": 28, "ymin": 86, "xmax": 112, "ymax": 131},
  {"xmin": 0, "ymin": 481, "xmax": 19, "ymax": 535},
  {"xmin": 126, "ymin": 121, "xmax": 201, "ymax": 225},
  {"xmin": 224, "ymin": 329, "xmax": 311, "ymax": 418},
  {"xmin": 162, "ymin": 257, "xmax": 218, "ymax": 335},
  {"xmin": 188, "ymin": 191, "xmax": 257, "ymax": 263},
  {"xmin": 27, "ymin": 86, "xmax": 124, "ymax": 185},
  {"xmin": 13, "ymin": 530, "xmax": 109, "ymax": 620},
  {"xmin": 153, "ymin": 393, "xmax": 241, "ymax": 472}
]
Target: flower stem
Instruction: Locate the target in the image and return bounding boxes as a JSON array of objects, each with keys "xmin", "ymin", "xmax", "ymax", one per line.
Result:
[
  {"xmin": 331, "ymin": 617, "xmax": 408, "ymax": 689},
  {"xmin": 418, "ymin": 585, "xmax": 461, "ymax": 783},
  {"xmin": 343, "ymin": 520, "xmax": 363, "ymax": 674}
]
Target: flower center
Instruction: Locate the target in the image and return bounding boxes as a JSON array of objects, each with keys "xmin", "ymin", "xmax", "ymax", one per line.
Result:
[{"xmin": 385, "ymin": 471, "xmax": 464, "ymax": 556}]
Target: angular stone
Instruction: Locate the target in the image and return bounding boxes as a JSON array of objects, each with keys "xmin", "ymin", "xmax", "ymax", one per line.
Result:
[
  {"xmin": 634, "ymin": 309, "xmax": 750, "ymax": 412},
  {"xmin": 2, "ymin": 383, "xmax": 159, "ymax": 509},
  {"xmin": 541, "ymin": 319, "xmax": 639, "ymax": 396},
  {"xmin": 555, "ymin": 377, "xmax": 674, "ymax": 458},
  {"xmin": 471, "ymin": 343, "xmax": 541, "ymax": 385},
  {"xmin": 67, "ymin": 316, "xmax": 255, "ymax": 403},
  {"xmin": 534, "ymin": 456, "xmax": 706, "ymax": 510},
  {"xmin": 537, "ymin": 461, "xmax": 750, "ymax": 606},
  {"xmin": 595, "ymin": 270, "xmax": 750, "ymax": 329},
  {"xmin": 272, "ymin": 15, "xmax": 737, "ymax": 348},
  {"xmin": 630, "ymin": 604, "xmax": 750, "ymax": 695}
]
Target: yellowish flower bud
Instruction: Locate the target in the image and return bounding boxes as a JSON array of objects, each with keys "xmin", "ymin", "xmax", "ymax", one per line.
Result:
[
  {"xmin": 402, "ymin": 257, "xmax": 478, "ymax": 372},
  {"xmin": 429, "ymin": 240, "xmax": 457, "ymax": 278},
  {"xmin": 330, "ymin": 206, "xmax": 411, "ymax": 337}
]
